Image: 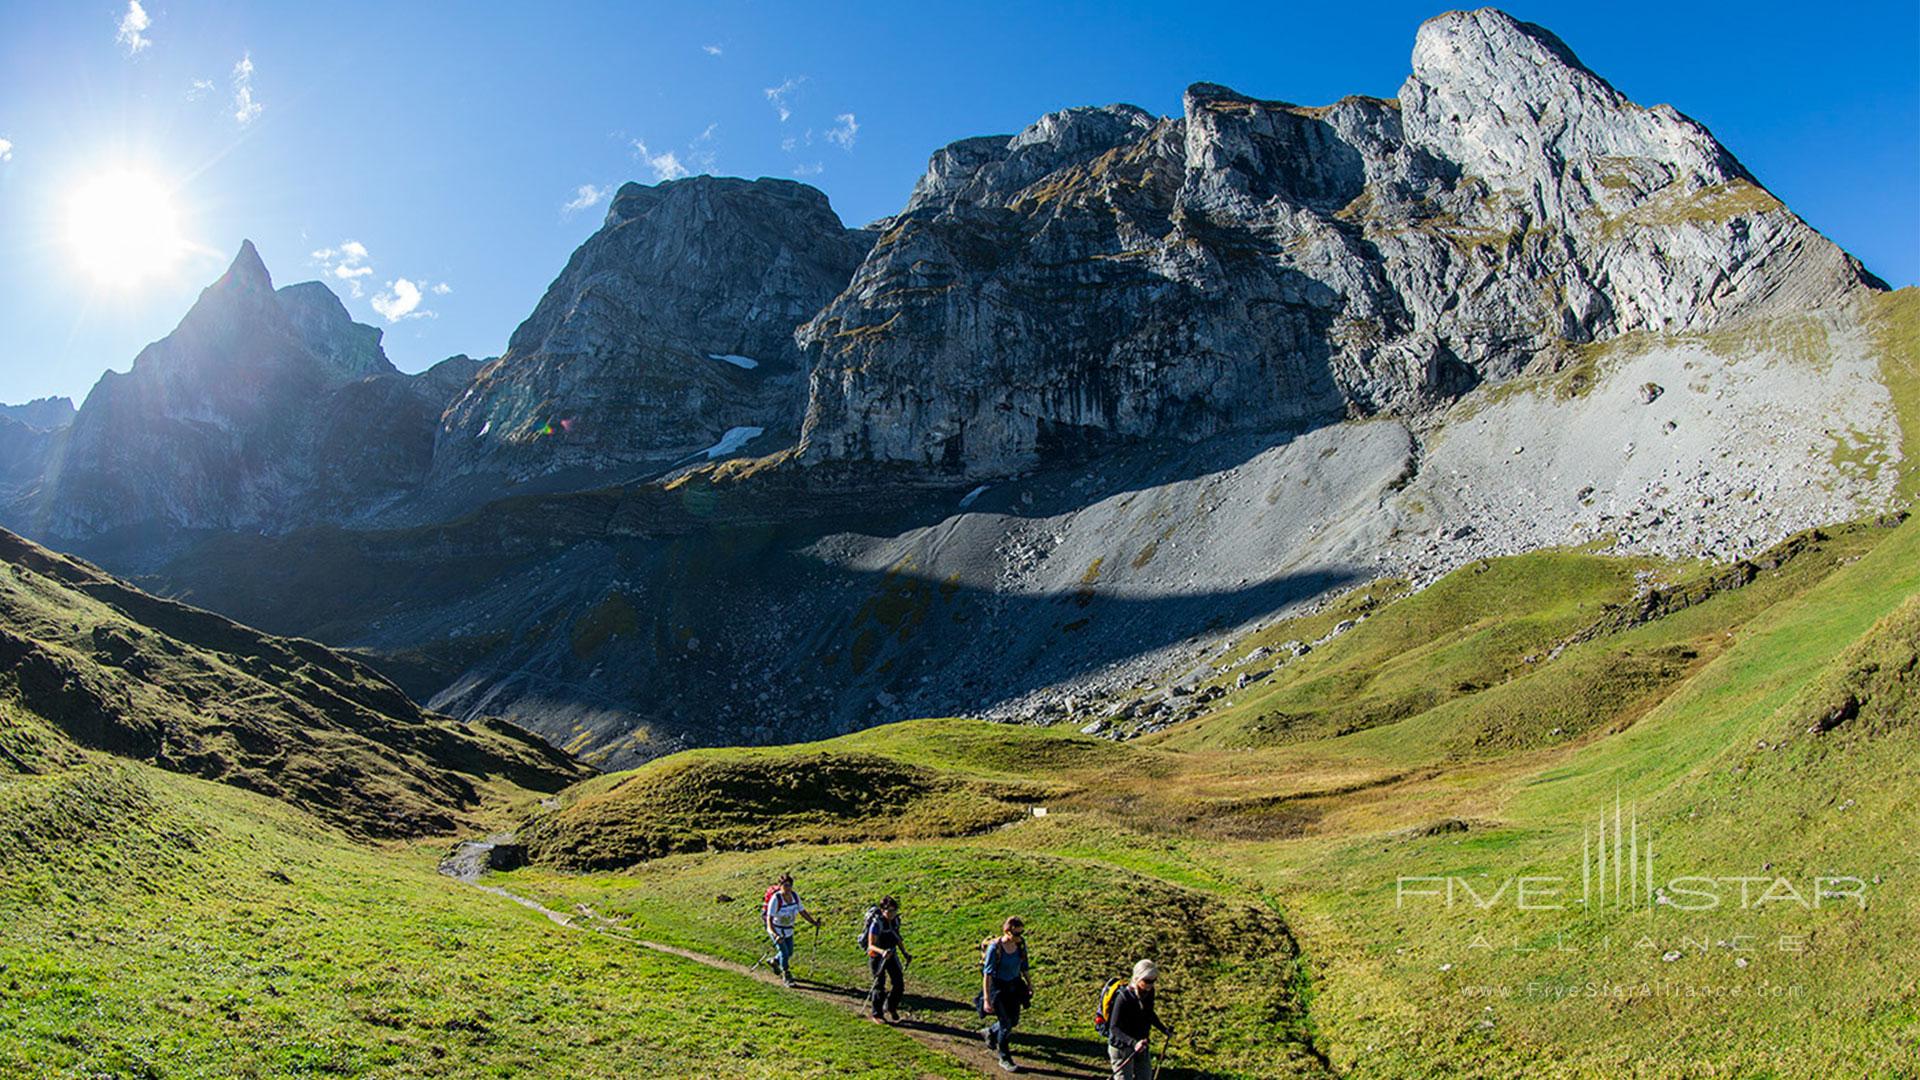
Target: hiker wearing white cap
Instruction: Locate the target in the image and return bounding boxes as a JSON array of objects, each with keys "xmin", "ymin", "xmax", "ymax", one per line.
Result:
[{"xmin": 1105, "ymin": 959, "xmax": 1174, "ymax": 1080}]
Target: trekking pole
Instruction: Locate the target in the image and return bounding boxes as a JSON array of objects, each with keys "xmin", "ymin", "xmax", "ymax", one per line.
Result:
[{"xmin": 1149, "ymin": 1031, "xmax": 1186, "ymax": 1080}]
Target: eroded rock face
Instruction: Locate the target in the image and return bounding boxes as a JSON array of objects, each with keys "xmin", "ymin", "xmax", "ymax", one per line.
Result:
[
  {"xmin": 431, "ymin": 177, "xmax": 873, "ymax": 488},
  {"xmin": 795, "ymin": 9, "xmax": 1878, "ymax": 479},
  {"xmin": 12, "ymin": 243, "xmax": 472, "ymax": 539}
]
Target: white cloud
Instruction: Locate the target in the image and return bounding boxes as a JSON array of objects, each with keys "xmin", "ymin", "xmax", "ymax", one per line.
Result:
[
  {"xmin": 0, "ymin": 139, "xmax": 11, "ymax": 164},
  {"xmin": 562, "ymin": 183, "xmax": 610, "ymax": 215},
  {"xmin": 631, "ymin": 139, "xmax": 689, "ymax": 182},
  {"xmin": 827, "ymin": 112, "xmax": 858, "ymax": 151},
  {"xmin": 311, "ymin": 240, "xmax": 374, "ymax": 296},
  {"xmin": 232, "ymin": 53, "xmax": 263, "ymax": 126},
  {"xmin": 116, "ymin": 1, "xmax": 151, "ymax": 54},
  {"xmin": 780, "ymin": 136, "xmax": 797, "ymax": 152},
  {"xmin": 312, "ymin": 241, "xmax": 446, "ymax": 317},
  {"xmin": 372, "ymin": 278, "xmax": 434, "ymax": 322},
  {"xmin": 187, "ymin": 78, "xmax": 216, "ymax": 100},
  {"xmin": 763, "ymin": 77, "xmax": 805, "ymax": 122},
  {"xmin": 702, "ymin": 43, "xmax": 723, "ymax": 56},
  {"xmin": 792, "ymin": 162, "xmax": 823, "ymax": 177}
]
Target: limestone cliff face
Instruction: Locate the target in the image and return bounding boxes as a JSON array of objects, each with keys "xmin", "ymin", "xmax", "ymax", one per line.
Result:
[
  {"xmin": 795, "ymin": 8, "xmax": 1879, "ymax": 478},
  {"xmin": 14, "ymin": 243, "xmax": 469, "ymax": 539},
  {"xmin": 431, "ymin": 177, "xmax": 873, "ymax": 487}
]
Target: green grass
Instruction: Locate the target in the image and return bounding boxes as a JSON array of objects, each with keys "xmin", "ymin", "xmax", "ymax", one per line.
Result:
[
  {"xmin": 1158, "ymin": 550, "xmax": 1648, "ymax": 750},
  {"xmin": 520, "ymin": 749, "xmax": 1041, "ymax": 870},
  {"xmin": 0, "ymin": 527, "xmax": 585, "ymax": 839},
  {"xmin": 500, "ymin": 515, "xmax": 1920, "ymax": 1078},
  {"xmin": 0, "ymin": 704, "xmax": 971, "ymax": 1079},
  {"xmin": 505, "ymin": 838, "xmax": 1325, "ymax": 1078}
]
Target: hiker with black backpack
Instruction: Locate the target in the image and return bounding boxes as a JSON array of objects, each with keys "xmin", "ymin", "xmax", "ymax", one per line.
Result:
[
  {"xmin": 861, "ymin": 896, "xmax": 911, "ymax": 1023},
  {"xmin": 763, "ymin": 873, "xmax": 821, "ymax": 988},
  {"xmin": 1097, "ymin": 959, "xmax": 1175, "ymax": 1080},
  {"xmin": 979, "ymin": 916, "xmax": 1032, "ymax": 1073}
]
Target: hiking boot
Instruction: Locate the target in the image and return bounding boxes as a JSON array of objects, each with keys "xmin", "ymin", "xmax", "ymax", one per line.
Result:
[
  {"xmin": 997, "ymin": 1051, "xmax": 1020, "ymax": 1073},
  {"xmin": 781, "ymin": 973, "xmax": 796, "ymax": 988},
  {"xmin": 886, "ymin": 1009, "xmax": 901, "ymax": 1024},
  {"xmin": 981, "ymin": 1025, "xmax": 998, "ymax": 1050}
]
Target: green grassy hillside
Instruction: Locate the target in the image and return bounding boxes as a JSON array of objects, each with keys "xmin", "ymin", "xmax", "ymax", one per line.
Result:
[
  {"xmin": 0, "ymin": 702, "xmax": 974, "ymax": 1078},
  {"xmin": 0, "ymin": 526, "xmax": 585, "ymax": 837},
  {"xmin": 507, "ymin": 514, "xmax": 1920, "ymax": 1077}
]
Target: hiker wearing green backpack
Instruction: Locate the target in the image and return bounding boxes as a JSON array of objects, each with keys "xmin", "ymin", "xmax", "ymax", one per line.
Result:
[
  {"xmin": 861, "ymin": 896, "xmax": 911, "ymax": 1023},
  {"xmin": 979, "ymin": 916, "xmax": 1032, "ymax": 1073},
  {"xmin": 1097, "ymin": 959, "xmax": 1175, "ymax": 1079}
]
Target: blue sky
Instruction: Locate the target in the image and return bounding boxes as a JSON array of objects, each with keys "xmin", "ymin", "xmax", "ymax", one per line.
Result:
[{"xmin": 1, "ymin": 1, "xmax": 1914, "ymax": 407}]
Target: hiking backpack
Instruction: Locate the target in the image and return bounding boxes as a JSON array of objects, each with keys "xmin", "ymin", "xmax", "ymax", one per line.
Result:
[
  {"xmin": 1093, "ymin": 977, "xmax": 1128, "ymax": 1038},
  {"xmin": 853, "ymin": 905, "xmax": 881, "ymax": 950}
]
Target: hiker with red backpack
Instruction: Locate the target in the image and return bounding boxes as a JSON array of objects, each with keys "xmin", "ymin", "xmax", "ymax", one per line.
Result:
[
  {"xmin": 1097, "ymin": 959, "xmax": 1175, "ymax": 1080},
  {"xmin": 763, "ymin": 873, "xmax": 821, "ymax": 987},
  {"xmin": 978, "ymin": 916, "xmax": 1032, "ymax": 1073}
]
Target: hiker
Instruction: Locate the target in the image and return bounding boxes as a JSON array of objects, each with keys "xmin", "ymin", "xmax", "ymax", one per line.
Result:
[
  {"xmin": 763, "ymin": 872, "xmax": 822, "ymax": 987},
  {"xmin": 1105, "ymin": 960, "xmax": 1175, "ymax": 1080},
  {"xmin": 862, "ymin": 896, "xmax": 911, "ymax": 1023},
  {"xmin": 979, "ymin": 916, "xmax": 1032, "ymax": 1073}
]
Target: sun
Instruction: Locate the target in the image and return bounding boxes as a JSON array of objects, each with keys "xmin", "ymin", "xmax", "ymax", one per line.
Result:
[{"xmin": 66, "ymin": 169, "xmax": 189, "ymax": 287}]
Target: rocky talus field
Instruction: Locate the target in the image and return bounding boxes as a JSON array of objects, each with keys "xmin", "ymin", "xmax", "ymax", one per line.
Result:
[{"xmin": 1, "ymin": 7, "xmax": 1915, "ymax": 1077}]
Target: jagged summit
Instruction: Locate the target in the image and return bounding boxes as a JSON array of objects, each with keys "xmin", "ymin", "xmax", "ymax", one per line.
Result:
[
  {"xmin": 793, "ymin": 9, "xmax": 1879, "ymax": 477},
  {"xmin": 12, "ymin": 243, "xmax": 463, "ymax": 538},
  {"xmin": 221, "ymin": 237, "xmax": 274, "ymax": 291},
  {"xmin": 430, "ymin": 174, "xmax": 872, "ymax": 489}
]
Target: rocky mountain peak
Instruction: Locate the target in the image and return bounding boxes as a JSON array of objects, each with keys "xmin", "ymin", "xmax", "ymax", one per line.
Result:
[
  {"xmin": 431, "ymin": 175, "xmax": 873, "ymax": 490},
  {"xmin": 220, "ymin": 238, "xmax": 275, "ymax": 294},
  {"xmin": 904, "ymin": 103, "xmax": 1157, "ymax": 212},
  {"xmin": 794, "ymin": 9, "xmax": 1879, "ymax": 479},
  {"xmin": 1401, "ymin": 8, "xmax": 1742, "ymax": 207},
  {"xmin": 0, "ymin": 396, "xmax": 76, "ymax": 433}
]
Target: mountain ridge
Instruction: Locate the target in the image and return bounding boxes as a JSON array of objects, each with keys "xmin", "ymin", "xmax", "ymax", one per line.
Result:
[{"xmin": 0, "ymin": 7, "xmax": 1902, "ymax": 768}]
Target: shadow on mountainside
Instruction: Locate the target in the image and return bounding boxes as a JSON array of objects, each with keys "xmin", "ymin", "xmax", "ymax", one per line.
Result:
[{"xmin": 44, "ymin": 431, "xmax": 1372, "ymax": 766}]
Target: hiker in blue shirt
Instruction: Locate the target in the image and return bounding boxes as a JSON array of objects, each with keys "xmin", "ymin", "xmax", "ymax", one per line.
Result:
[
  {"xmin": 763, "ymin": 873, "xmax": 821, "ymax": 988},
  {"xmin": 863, "ymin": 896, "xmax": 911, "ymax": 1023},
  {"xmin": 980, "ymin": 916, "xmax": 1032, "ymax": 1073}
]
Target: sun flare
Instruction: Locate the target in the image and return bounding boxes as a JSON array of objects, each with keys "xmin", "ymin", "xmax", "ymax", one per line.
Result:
[{"xmin": 66, "ymin": 169, "xmax": 188, "ymax": 287}]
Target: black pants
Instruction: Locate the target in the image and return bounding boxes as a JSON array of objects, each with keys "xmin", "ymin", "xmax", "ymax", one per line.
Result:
[
  {"xmin": 868, "ymin": 952, "xmax": 904, "ymax": 1017},
  {"xmin": 989, "ymin": 977, "xmax": 1025, "ymax": 1046}
]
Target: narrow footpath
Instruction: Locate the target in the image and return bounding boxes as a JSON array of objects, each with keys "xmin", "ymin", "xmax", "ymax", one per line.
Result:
[{"xmin": 439, "ymin": 839, "xmax": 1105, "ymax": 1080}]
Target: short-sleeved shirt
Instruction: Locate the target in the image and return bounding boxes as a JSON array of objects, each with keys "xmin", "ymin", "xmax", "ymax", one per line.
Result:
[
  {"xmin": 766, "ymin": 892, "xmax": 806, "ymax": 934},
  {"xmin": 865, "ymin": 913, "xmax": 901, "ymax": 952},
  {"xmin": 983, "ymin": 937, "xmax": 1028, "ymax": 982}
]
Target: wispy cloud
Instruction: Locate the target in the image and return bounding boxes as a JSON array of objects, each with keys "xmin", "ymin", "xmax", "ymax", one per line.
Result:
[
  {"xmin": 702, "ymin": 43, "xmax": 723, "ymax": 56},
  {"xmin": 763, "ymin": 76, "xmax": 805, "ymax": 122},
  {"xmin": 431, "ymin": 282, "xmax": 452, "ymax": 296},
  {"xmin": 632, "ymin": 139, "xmax": 689, "ymax": 182},
  {"xmin": 372, "ymin": 278, "xmax": 432, "ymax": 322},
  {"xmin": 311, "ymin": 240, "xmax": 374, "ymax": 297},
  {"xmin": 687, "ymin": 123, "xmax": 719, "ymax": 172},
  {"xmin": 827, "ymin": 112, "xmax": 859, "ymax": 151},
  {"xmin": 0, "ymin": 139, "xmax": 12, "ymax": 164},
  {"xmin": 792, "ymin": 162, "xmax": 823, "ymax": 177},
  {"xmin": 562, "ymin": 183, "xmax": 611, "ymax": 215},
  {"xmin": 231, "ymin": 53, "xmax": 263, "ymax": 126},
  {"xmin": 187, "ymin": 77, "xmax": 215, "ymax": 100},
  {"xmin": 116, "ymin": 0, "xmax": 152, "ymax": 54}
]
